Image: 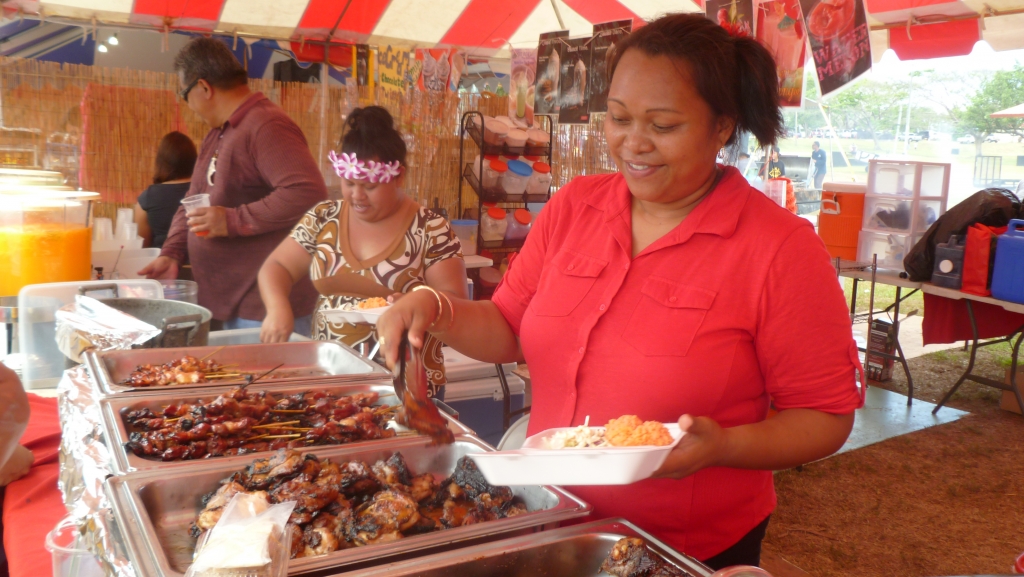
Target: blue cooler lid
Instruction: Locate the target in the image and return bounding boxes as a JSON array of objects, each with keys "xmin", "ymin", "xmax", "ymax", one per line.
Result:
[{"xmin": 506, "ymin": 160, "xmax": 532, "ymax": 177}]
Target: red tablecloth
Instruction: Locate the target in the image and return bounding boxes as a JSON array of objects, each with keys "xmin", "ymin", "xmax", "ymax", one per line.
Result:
[
  {"xmin": 1, "ymin": 395, "xmax": 65, "ymax": 577},
  {"xmin": 922, "ymin": 293, "xmax": 1024, "ymax": 345}
]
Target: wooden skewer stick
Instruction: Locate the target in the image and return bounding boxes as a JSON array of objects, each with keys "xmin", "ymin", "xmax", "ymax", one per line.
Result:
[
  {"xmin": 198, "ymin": 346, "xmax": 225, "ymax": 362},
  {"xmin": 260, "ymin": 434, "xmax": 301, "ymax": 440},
  {"xmin": 267, "ymin": 427, "xmax": 312, "ymax": 432},
  {"xmin": 245, "ymin": 433, "xmax": 269, "ymax": 442},
  {"xmin": 252, "ymin": 421, "xmax": 300, "ymax": 429},
  {"xmin": 270, "ymin": 409, "xmax": 306, "ymax": 414},
  {"xmin": 165, "ymin": 417, "xmax": 182, "ymax": 423}
]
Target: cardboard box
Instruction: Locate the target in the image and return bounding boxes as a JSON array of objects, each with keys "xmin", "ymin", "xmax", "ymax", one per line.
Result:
[{"xmin": 999, "ymin": 367, "xmax": 1024, "ymax": 415}]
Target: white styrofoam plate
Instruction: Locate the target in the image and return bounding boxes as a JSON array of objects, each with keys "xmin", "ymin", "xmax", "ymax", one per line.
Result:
[
  {"xmin": 469, "ymin": 423, "xmax": 685, "ymax": 486},
  {"xmin": 320, "ymin": 305, "xmax": 390, "ymax": 325}
]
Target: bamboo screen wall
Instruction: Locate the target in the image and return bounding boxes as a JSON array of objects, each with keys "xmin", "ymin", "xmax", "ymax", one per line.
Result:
[{"xmin": 0, "ymin": 57, "xmax": 616, "ymax": 221}]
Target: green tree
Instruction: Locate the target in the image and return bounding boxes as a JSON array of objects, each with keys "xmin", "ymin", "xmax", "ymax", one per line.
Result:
[
  {"xmin": 949, "ymin": 65, "xmax": 1024, "ymax": 155},
  {"xmin": 827, "ymin": 79, "xmax": 910, "ymax": 150}
]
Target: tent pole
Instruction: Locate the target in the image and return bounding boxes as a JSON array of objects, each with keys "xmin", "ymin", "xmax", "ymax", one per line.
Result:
[{"xmin": 549, "ymin": 0, "xmax": 566, "ymax": 29}]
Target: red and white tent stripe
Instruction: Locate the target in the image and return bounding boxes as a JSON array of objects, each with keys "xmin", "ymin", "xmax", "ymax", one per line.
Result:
[{"xmin": 0, "ymin": 0, "xmax": 1021, "ymax": 59}]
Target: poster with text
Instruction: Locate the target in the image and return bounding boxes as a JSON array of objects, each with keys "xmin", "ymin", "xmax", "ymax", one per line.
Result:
[
  {"xmin": 755, "ymin": 0, "xmax": 806, "ymax": 107},
  {"xmin": 588, "ymin": 20, "xmax": 632, "ymax": 113},
  {"xmin": 448, "ymin": 50, "xmax": 466, "ymax": 92},
  {"xmin": 558, "ymin": 36, "xmax": 592, "ymax": 124},
  {"xmin": 800, "ymin": 0, "xmax": 871, "ymax": 96},
  {"xmin": 377, "ymin": 45, "xmax": 412, "ymax": 97},
  {"xmin": 508, "ymin": 47, "xmax": 537, "ymax": 128},
  {"xmin": 535, "ymin": 30, "xmax": 568, "ymax": 115},
  {"xmin": 416, "ymin": 48, "xmax": 451, "ymax": 92},
  {"xmin": 354, "ymin": 44, "xmax": 371, "ymax": 87},
  {"xmin": 707, "ymin": 0, "xmax": 754, "ymax": 37}
]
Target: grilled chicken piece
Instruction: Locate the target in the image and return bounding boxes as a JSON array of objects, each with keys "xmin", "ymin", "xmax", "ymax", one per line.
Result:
[
  {"xmin": 409, "ymin": 473, "xmax": 438, "ymax": 503},
  {"xmin": 433, "ymin": 456, "xmax": 513, "ymax": 507},
  {"xmin": 350, "ymin": 490, "xmax": 420, "ymax": 545},
  {"xmin": 244, "ymin": 449, "xmax": 305, "ymax": 489},
  {"xmin": 396, "ymin": 341, "xmax": 454, "ymax": 445},
  {"xmin": 300, "ymin": 513, "xmax": 342, "ymax": 557},
  {"xmin": 600, "ymin": 538, "xmax": 684, "ymax": 577},
  {"xmin": 270, "ymin": 478, "xmax": 339, "ymax": 525},
  {"xmin": 287, "ymin": 522, "xmax": 305, "ymax": 558},
  {"xmin": 195, "ymin": 482, "xmax": 246, "ymax": 531},
  {"xmin": 336, "ymin": 460, "xmax": 381, "ymax": 498},
  {"xmin": 372, "ymin": 453, "xmax": 413, "ymax": 487}
]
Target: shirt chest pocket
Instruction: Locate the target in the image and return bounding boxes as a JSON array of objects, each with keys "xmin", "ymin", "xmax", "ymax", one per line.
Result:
[
  {"xmin": 622, "ymin": 277, "xmax": 717, "ymax": 357},
  {"xmin": 529, "ymin": 249, "xmax": 608, "ymax": 317}
]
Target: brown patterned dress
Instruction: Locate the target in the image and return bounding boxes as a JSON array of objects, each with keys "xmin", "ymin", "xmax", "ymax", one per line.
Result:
[{"xmin": 290, "ymin": 199, "xmax": 463, "ymax": 393}]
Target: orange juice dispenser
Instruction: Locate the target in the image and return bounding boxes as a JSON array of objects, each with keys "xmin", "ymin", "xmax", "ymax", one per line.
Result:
[{"xmin": 0, "ymin": 168, "xmax": 98, "ymax": 298}]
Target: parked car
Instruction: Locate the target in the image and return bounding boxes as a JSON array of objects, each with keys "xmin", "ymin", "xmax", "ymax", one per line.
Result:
[
  {"xmin": 909, "ymin": 134, "xmax": 922, "ymax": 142},
  {"xmin": 985, "ymin": 135, "xmax": 998, "ymax": 143},
  {"xmin": 957, "ymin": 135, "xmax": 975, "ymax": 144}
]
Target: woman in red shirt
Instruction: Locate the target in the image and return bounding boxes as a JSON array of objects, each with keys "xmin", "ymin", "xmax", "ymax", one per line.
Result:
[{"xmin": 379, "ymin": 14, "xmax": 862, "ymax": 569}]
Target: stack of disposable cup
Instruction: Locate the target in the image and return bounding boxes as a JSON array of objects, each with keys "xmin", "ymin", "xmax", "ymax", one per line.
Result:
[
  {"xmin": 93, "ymin": 218, "xmax": 113, "ymax": 241},
  {"xmin": 115, "ymin": 208, "xmax": 134, "ymax": 232}
]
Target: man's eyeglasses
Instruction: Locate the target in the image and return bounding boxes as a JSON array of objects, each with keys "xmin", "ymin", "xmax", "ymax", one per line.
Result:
[{"xmin": 179, "ymin": 78, "xmax": 200, "ymax": 102}]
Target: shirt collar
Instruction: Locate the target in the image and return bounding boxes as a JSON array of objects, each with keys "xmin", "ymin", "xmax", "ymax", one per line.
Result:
[
  {"xmin": 583, "ymin": 165, "xmax": 750, "ymax": 239},
  {"xmin": 225, "ymin": 92, "xmax": 266, "ymax": 128}
]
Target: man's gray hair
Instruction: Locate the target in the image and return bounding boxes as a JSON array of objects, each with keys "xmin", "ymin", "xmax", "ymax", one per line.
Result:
[{"xmin": 174, "ymin": 37, "xmax": 248, "ymax": 89}]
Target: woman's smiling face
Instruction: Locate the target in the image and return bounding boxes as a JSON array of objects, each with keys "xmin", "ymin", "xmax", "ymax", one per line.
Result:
[{"xmin": 604, "ymin": 49, "xmax": 734, "ymax": 205}]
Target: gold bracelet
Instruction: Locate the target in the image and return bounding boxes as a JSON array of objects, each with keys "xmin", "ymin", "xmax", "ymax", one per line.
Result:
[
  {"xmin": 412, "ymin": 285, "xmax": 444, "ymax": 329},
  {"xmin": 437, "ymin": 290, "xmax": 456, "ymax": 334}
]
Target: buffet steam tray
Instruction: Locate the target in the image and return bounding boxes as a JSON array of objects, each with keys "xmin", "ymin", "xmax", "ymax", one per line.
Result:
[
  {"xmin": 339, "ymin": 518, "xmax": 712, "ymax": 577},
  {"xmin": 104, "ymin": 435, "xmax": 591, "ymax": 577},
  {"xmin": 100, "ymin": 381, "xmax": 474, "ymax": 474},
  {"xmin": 85, "ymin": 341, "xmax": 392, "ymax": 397}
]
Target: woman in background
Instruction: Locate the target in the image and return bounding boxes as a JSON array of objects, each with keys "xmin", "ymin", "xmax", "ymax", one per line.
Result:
[{"xmin": 134, "ymin": 131, "xmax": 197, "ymax": 248}]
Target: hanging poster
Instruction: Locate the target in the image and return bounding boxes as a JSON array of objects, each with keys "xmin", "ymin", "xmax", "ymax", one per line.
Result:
[
  {"xmin": 755, "ymin": 0, "xmax": 807, "ymax": 107},
  {"xmin": 508, "ymin": 48, "xmax": 537, "ymax": 128},
  {"xmin": 377, "ymin": 45, "xmax": 412, "ymax": 96},
  {"xmin": 706, "ymin": 0, "xmax": 754, "ymax": 37},
  {"xmin": 448, "ymin": 50, "xmax": 467, "ymax": 92},
  {"xmin": 354, "ymin": 44, "xmax": 372, "ymax": 88},
  {"xmin": 588, "ymin": 20, "xmax": 632, "ymax": 114},
  {"xmin": 557, "ymin": 37, "xmax": 592, "ymax": 124},
  {"xmin": 535, "ymin": 30, "xmax": 568, "ymax": 115},
  {"xmin": 800, "ymin": 0, "xmax": 871, "ymax": 96},
  {"xmin": 416, "ymin": 48, "xmax": 451, "ymax": 92}
]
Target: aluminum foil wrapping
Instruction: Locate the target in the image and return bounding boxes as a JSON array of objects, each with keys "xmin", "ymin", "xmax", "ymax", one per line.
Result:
[{"xmin": 57, "ymin": 365, "xmax": 138, "ymax": 577}]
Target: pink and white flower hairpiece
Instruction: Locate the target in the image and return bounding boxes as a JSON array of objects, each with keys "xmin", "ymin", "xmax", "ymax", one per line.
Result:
[{"xmin": 328, "ymin": 150, "xmax": 402, "ymax": 184}]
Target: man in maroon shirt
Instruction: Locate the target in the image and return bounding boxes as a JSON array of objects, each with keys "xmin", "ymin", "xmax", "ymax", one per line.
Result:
[{"xmin": 141, "ymin": 38, "xmax": 326, "ymax": 333}]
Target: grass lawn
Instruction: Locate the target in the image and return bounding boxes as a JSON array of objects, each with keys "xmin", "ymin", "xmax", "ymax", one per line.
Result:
[{"xmin": 842, "ymin": 278, "xmax": 925, "ymax": 319}]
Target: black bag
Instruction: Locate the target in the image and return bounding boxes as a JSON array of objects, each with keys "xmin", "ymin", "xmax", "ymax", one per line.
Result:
[{"xmin": 903, "ymin": 188, "xmax": 1022, "ymax": 281}]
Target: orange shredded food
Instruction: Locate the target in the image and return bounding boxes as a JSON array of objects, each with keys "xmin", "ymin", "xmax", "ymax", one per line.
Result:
[
  {"xmin": 604, "ymin": 415, "xmax": 673, "ymax": 447},
  {"xmin": 356, "ymin": 297, "xmax": 388, "ymax": 310}
]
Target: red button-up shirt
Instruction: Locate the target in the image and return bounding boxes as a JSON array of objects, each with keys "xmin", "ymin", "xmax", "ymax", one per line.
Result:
[
  {"xmin": 492, "ymin": 167, "xmax": 863, "ymax": 560},
  {"xmin": 161, "ymin": 92, "xmax": 326, "ymax": 321}
]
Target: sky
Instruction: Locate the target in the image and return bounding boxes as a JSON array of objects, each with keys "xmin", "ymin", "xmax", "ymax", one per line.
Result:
[{"xmin": 870, "ymin": 42, "xmax": 1024, "ymax": 81}]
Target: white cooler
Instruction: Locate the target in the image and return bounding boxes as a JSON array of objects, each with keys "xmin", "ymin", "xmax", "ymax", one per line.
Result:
[{"xmin": 442, "ymin": 346, "xmax": 525, "ymax": 447}]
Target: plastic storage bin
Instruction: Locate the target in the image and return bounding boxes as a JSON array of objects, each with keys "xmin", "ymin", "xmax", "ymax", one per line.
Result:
[
  {"xmin": 857, "ymin": 230, "xmax": 918, "ymax": 271},
  {"xmin": 504, "ymin": 209, "xmax": 532, "ymax": 241},
  {"xmin": 451, "ymin": 219, "xmax": 479, "ymax": 255},
  {"xmin": 863, "ymin": 196, "xmax": 914, "ymax": 233},
  {"xmin": 481, "ymin": 207, "xmax": 508, "ymax": 242},
  {"xmin": 991, "ymin": 220, "xmax": 1024, "ymax": 304},
  {"xmin": 502, "ymin": 160, "xmax": 532, "ymax": 196},
  {"xmin": 482, "ymin": 159, "xmax": 507, "ymax": 189},
  {"xmin": 870, "ymin": 161, "xmax": 916, "ymax": 197},
  {"xmin": 931, "ymin": 235, "xmax": 965, "ymax": 289}
]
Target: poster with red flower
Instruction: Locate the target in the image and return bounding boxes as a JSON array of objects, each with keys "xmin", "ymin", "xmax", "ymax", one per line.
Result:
[
  {"xmin": 755, "ymin": 0, "xmax": 807, "ymax": 107},
  {"xmin": 706, "ymin": 0, "xmax": 755, "ymax": 38},
  {"xmin": 800, "ymin": 0, "xmax": 871, "ymax": 96}
]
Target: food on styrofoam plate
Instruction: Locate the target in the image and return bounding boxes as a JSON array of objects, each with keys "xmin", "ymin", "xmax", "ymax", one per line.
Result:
[
  {"xmin": 545, "ymin": 415, "xmax": 673, "ymax": 449},
  {"xmin": 338, "ymin": 297, "xmax": 389, "ymax": 311}
]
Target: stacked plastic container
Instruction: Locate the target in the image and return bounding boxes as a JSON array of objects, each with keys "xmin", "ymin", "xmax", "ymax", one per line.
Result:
[{"xmin": 857, "ymin": 160, "xmax": 949, "ymax": 270}]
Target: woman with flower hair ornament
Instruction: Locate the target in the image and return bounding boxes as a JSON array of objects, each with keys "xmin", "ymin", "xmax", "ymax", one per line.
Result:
[{"xmin": 258, "ymin": 106, "xmax": 467, "ymax": 395}]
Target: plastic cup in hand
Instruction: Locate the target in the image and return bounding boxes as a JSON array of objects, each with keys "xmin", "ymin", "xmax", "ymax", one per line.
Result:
[
  {"xmin": 180, "ymin": 194, "xmax": 211, "ymax": 237},
  {"xmin": 93, "ymin": 218, "xmax": 113, "ymax": 241}
]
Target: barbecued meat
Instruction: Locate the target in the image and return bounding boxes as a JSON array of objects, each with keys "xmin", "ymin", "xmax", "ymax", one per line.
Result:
[
  {"xmin": 124, "ymin": 389, "xmax": 393, "ymax": 463},
  {"xmin": 121, "ymin": 355, "xmax": 222, "ymax": 387},
  {"xmin": 600, "ymin": 538, "xmax": 684, "ymax": 577},
  {"xmin": 192, "ymin": 450, "xmax": 527, "ymax": 560}
]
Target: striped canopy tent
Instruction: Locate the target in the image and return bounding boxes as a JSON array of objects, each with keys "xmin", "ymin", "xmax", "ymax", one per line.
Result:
[
  {"xmin": 991, "ymin": 103, "xmax": 1024, "ymax": 117},
  {"xmin": 0, "ymin": 0, "xmax": 1022, "ymax": 61}
]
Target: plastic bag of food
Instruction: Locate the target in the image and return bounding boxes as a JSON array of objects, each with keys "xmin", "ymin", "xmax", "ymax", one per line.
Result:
[
  {"xmin": 54, "ymin": 295, "xmax": 162, "ymax": 362},
  {"xmin": 186, "ymin": 493, "xmax": 296, "ymax": 577}
]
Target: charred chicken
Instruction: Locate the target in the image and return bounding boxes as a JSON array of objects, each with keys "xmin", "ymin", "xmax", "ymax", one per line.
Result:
[{"xmin": 601, "ymin": 538, "xmax": 685, "ymax": 577}]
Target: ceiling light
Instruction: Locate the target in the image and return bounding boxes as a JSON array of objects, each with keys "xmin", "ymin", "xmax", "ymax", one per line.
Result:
[
  {"xmin": 107, "ymin": 34, "xmax": 118, "ymax": 46},
  {"xmin": 98, "ymin": 44, "xmax": 108, "ymax": 53}
]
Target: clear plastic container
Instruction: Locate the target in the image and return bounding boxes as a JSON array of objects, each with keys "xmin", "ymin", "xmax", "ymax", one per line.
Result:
[
  {"xmin": 47, "ymin": 516, "xmax": 106, "ymax": 577},
  {"xmin": 870, "ymin": 162, "xmax": 916, "ymax": 196},
  {"xmin": 502, "ymin": 160, "xmax": 532, "ymax": 196},
  {"xmin": 451, "ymin": 219, "xmax": 479, "ymax": 256},
  {"xmin": 481, "ymin": 207, "xmax": 508, "ymax": 242},
  {"xmin": 482, "ymin": 160, "xmax": 507, "ymax": 189},
  {"xmin": 919, "ymin": 164, "xmax": 949, "ymax": 197},
  {"xmin": 857, "ymin": 230, "xmax": 915, "ymax": 270},
  {"xmin": 528, "ymin": 162, "xmax": 552, "ymax": 195},
  {"xmin": 764, "ymin": 179, "xmax": 786, "ymax": 207},
  {"xmin": 863, "ymin": 196, "xmax": 913, "ymax": 233},
  {"xmin": 500, "ymin": 154, "xmax": 520, "ymax": 164},
  {"xmin": 526, "ymin": 128, "xmax": 550, "ymax": 151},
  {"xmin": 481, "ymin": 117, "xmax": 509, "ymax": 146},
  {"xmin": 916, "ymin": 199, "xmax": 942, "ymax": 231},
  {"xmin": 505, "ymin": 209, "xmax": 532, "ymax": 241},
  {"xmin": 506, "ymin": 129, "xmax": 528, "ymax": 155},
  {"xmin": 471, "ymin": 154, "xmax": 499, "ymax": 182},
  {"xmin": 160, "ymin": 279, "xmax": 199, "ymax": 304},
  {"xmin": 521, "ymin": 155, "xmax": 540, "ymax": 167}
]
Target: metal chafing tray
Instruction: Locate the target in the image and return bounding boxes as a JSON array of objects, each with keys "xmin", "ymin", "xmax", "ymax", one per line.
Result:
[
  {"xmin": 337, "ymin": 518, "xmax": 712, "ymax": 577},
  {"xmin": 85, "ymin": 341, "xmax": 391, "ymax": 397},
  {"xmin": 104, "ymin": 435, "xmax": 591, "ymax": 577},
  {"xmin": 100, "ymin": 381, "xmax": 474, "ymax": 474}
]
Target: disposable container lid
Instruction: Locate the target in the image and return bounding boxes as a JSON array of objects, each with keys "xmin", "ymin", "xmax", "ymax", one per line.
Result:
[
  {"xmin": 514, "ymin": 208, "xmax": 532, "ymax": 225},
  {"xmin": 482, "ymin": 201, "xmax": 497, "ymax": 208},
  {"xmin": 488, "ymin": 160, "xmax": 508, "ymax": 172},
  {"xmin": 507, "ymin": 128, "xmax": 529, "ymax": 140},
  {"xmin": 822, "ymin": 182, "xmax": 867, "ymax": 194},
  {"xmin": 507, "ymin": 160, "xmax": 532, "ymax": 177},
  {"xmin": 487, "ymin": 207, "xmax": 508, "ymax": 220},
  {"xmin": 451, "ymin": 219, "xmax": 479, "ymax": 225},
  {"xmin": 485, "ymin": 120, "xmax": 509, "ymax": 135},
  {"xmin": 527, "ymin": 129, "xmax": 550, "ymax": 143},
  {"xmin": 532, "ymin": 162, "xmax": 551, "ymax": 174}
]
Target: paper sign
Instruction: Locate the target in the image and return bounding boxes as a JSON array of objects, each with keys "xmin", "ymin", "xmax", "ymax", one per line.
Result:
[
  {"xmin": 558, "ymin": 36, "xmax": 592, "ymax": 124},
  {"xmin": 508, "ymin": 48, "xmax": 537, "ymax": 128},
  {"xmin": 800, "ymin": 0, "xmax": 871, "ymax": 96},
  {"xmin": 378, "ymin": 45, "xmax": 412, "ymax": 96},
  {"xmin": 535, "ymin": 30, "xmax": 568, "ymax": 115},
  {"xmin": 588, "ymin": 20, "xmax": 632, "ymax": 114},
  {"xmin": 755, "ymin": 0, "xmax": 807, "ymax": 107}
]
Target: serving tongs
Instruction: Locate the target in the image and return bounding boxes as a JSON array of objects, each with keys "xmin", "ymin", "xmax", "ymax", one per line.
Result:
[{"xmin": 394, "ymin": 333, "xmax": 454, "ymax": 445}]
